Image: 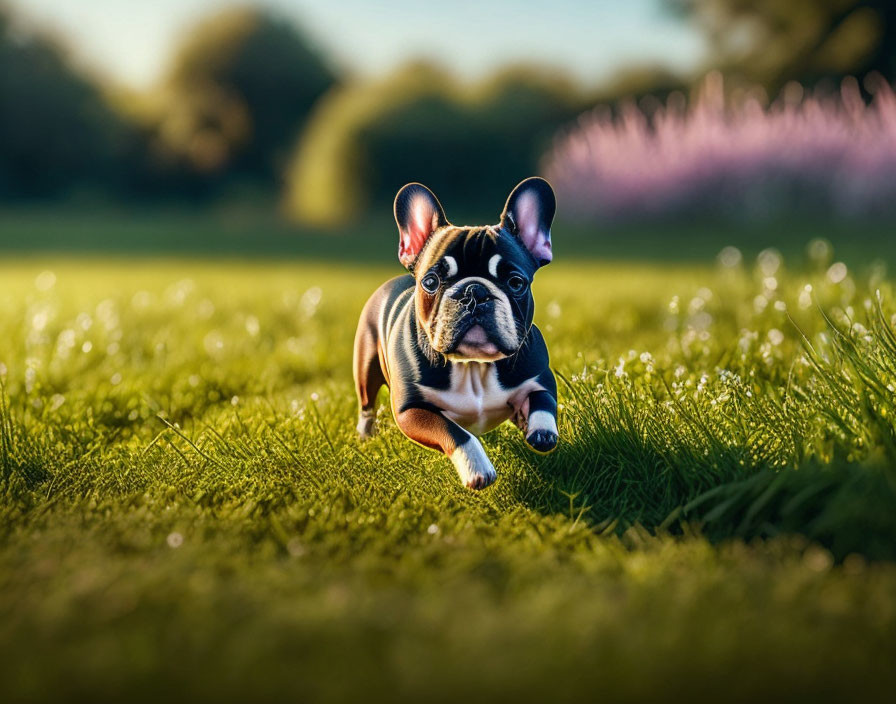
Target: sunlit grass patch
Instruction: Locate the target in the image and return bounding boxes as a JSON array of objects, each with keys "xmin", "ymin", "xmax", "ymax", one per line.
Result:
[{"xmin": 1, "ymin": 249, "xmax": 896, "ymax": 700}]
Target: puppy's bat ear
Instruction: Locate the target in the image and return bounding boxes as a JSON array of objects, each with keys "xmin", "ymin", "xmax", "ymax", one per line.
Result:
[
  {"xmin": 394, "ymin": 183, "xmax": 448, "ymax": 270},
  {"xmin": 500, "ymin": 177, "xmax": 556, "ymax": 266}
]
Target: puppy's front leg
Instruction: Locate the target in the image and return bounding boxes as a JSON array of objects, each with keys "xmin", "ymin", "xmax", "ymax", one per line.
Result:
[
  {"xmin": 522, "ymin": 389, "xmax": 558, "ymax": 454},
  {"xmin": 395, "ymin": 406, "xmax": 497, "ymax": 489}
]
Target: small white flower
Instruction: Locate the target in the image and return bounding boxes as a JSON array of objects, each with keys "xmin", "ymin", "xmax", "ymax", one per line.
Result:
[
  {"xmin": 614, "ymin": 358, "xmax": 626, "ymax": 378},
  {"xmin": 35, "ymin": 270, "xmax": 56, "ymax": 291},
  {"xmin": 166, "ymin": 532, "xmax": 184, "ymax": 549},
  {"xmin": 827, "ymin": 262, "xmax": 848, "ymax": 284},
  {"xmin": 717, "ymin": 246, "xmax": 742, "ymax": 268}
]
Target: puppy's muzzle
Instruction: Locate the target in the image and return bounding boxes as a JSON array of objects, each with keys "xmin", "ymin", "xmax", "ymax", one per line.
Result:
[{"xmin": 432, "ymin": 276, "xmax": 520, "ymax": 359}]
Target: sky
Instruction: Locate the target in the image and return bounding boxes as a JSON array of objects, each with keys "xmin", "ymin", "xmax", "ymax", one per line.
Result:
[{"xmin": 12, "ymin": 0, "xmax": 707, "ymax": 88}]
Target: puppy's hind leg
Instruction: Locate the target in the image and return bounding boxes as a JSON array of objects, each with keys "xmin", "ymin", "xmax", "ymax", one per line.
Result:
[{"xmin": 353, "ymin": 316, "xmax": 386, "ymax": 439}]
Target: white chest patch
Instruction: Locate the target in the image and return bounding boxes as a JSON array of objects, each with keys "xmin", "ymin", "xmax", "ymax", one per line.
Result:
[{"xmin": 421, "ymin": 362, "xmax": 543, "ymax": 436}]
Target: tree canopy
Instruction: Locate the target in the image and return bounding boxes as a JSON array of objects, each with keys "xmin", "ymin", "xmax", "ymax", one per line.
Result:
[
  {"xmin": 671, "ymin": 0, "xmax": 896, "ymax": 91},
  {"xmin": 284, "ymin": 63, "xmax": 586, "ymax": 225},
  {"xmin": 158, "ymin": 7, "xmax": 338, "ymax": 183},
  {"xmin": 0, "ymin": 7, "xmax": 132, "ymax": 198}
]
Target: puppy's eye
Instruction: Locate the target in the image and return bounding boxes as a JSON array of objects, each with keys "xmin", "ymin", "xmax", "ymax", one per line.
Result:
[
  {"xmin": 507, "ymin": 274, "xmax": 528, "ymax": 295},
  {"xmin": 420, "ymin": 273, "xmax": 441, "ymax": 294}
]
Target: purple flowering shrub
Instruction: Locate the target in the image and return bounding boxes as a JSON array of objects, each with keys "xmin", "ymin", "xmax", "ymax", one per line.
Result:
[{"xmin": 544, "ymin": 72, "xmax": 896, "ymax": 222}]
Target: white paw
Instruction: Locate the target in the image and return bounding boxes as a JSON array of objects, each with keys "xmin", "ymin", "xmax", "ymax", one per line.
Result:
[
  {"xmin": 357, "ymin": 411, "xmax": 376, "ymax": 439},
  {"xmin": 525, "ymin": 410, "xmax": 558, "ymax": 453},
  {"xmin": 450, "ymin": 440, "xmax": 497, "ymax": 490},
  {"xmin": 526, "ymin": 410, "xmax": 558, "ymax": 435}
]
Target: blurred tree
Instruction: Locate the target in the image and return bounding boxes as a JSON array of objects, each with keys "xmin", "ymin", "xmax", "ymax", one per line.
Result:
[
  {"xmin": 670, "ymin": 0, "xmax": 896, "ymax": 91},
  {"xmin": 159, "ymin": 6, "xmax": 337, "ymax": 185},
  {"xmin": 0, "ymin": 6, "xmax": 132, "ymax": 198},
  {"xmin": 592, "ymin": 65, "xmax": 688, "ymax": 104},
  {"xmin": 284, "ymin": 63, "xmax": 585, "ymax": 225}
]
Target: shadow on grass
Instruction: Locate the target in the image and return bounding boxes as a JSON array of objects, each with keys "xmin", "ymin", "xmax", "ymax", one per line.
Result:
[
  {"xmin": 506, "ymin": 427, "xmax": 896, "ymax": 561},
  {"xmin": 684, "ymin": 461, "xmax": 896, "ymax": 562}
]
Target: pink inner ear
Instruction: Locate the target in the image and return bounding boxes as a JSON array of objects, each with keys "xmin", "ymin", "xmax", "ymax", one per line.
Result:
[
  {"xmin": 399, "ymin": 194, "xmax": 439, "ymax": 268},
  {"xmin": 516, "ymin": 191, "xmax": 552, "ymax": 264}
]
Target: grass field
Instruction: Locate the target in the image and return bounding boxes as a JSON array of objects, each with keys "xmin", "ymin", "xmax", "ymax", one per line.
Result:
[{"xmin": 2, "ymin": 238, "xmax": 896, "ymax": 701}]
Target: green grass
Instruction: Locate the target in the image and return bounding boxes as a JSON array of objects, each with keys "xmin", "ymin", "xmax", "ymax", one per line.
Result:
[
  {"xmin": 5, "ymin": 204, "xmax": 896, "ymax": 264},
  {"xmin": 2, "ymin": 249, "xmax": 896, "ymax": 702}
]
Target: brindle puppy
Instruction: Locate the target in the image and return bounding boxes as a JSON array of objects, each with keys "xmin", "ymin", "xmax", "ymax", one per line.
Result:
[{"xmin": 353, "ymin": 178, "xmax": 558, "ymax": 489}]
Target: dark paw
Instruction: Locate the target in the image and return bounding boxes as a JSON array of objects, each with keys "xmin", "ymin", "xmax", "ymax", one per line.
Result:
[{"xmin": 527, "ymin": 430, "xmax": 558, "ymax": 454}]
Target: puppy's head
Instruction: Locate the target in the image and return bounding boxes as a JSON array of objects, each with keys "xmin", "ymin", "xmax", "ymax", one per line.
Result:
[{"xmin": 394, "ymin": 177, "xmax": 556, "ymax": 362}]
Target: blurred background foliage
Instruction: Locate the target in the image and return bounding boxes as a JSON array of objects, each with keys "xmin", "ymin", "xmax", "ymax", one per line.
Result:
[
  {"xmin": 670, "ymin": 0, "xmax": 896, "ymax": 94},
  {"xmin": 0, "ymin": 7, "xmax": 135, "ymax": 199},
  {"xmin": 156, "ymin": 7, "xmax": 337, "ymax": 186},
  {"xmin": 2, "ymin": 0, "xmax": 896, "ymax": 229},
  {"xmin": 285, "ymin": 63, "xmax": 586, "ymax": 224}
]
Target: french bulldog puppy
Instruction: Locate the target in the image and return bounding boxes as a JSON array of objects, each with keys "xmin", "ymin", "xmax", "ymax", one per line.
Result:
[{"xmin": 353, "ymin": 177, "xmax": 558, "ymax": 489}]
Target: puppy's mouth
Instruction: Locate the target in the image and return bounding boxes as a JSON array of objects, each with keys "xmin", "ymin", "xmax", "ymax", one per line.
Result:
[{"xmin": 450, "ymin": 324, "xmax": 505, "ymax": 361}]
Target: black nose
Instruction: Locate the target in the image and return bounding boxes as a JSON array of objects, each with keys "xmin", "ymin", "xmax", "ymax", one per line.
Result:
[
  {"xmin": 464, "ymin": 283, "xmax": 490, "ymax": 303},
  {"xmin": 458, "ymin": 283, "xmax": 492, "ymax": 311}
]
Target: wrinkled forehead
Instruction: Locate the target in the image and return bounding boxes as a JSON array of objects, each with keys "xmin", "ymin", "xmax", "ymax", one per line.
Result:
[{"xmin": 416, "ymin": 226, "xmax": 534, "ymax": 276}]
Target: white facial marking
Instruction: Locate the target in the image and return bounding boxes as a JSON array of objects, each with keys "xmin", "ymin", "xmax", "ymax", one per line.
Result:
[
  {"xmin": 444, "ymin": 255, "xmax": 458, "ymax": 277},
  {"xmin": 526, "ymin": 410, "xmax": 557, "ymax": 437},
  {"xmin": 488, "ymin": 254, "xmax": 501, "ymax": 278},
  {"xmin": 450, "ymin": 437, "xmax": 496, "ymax": 489}
]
